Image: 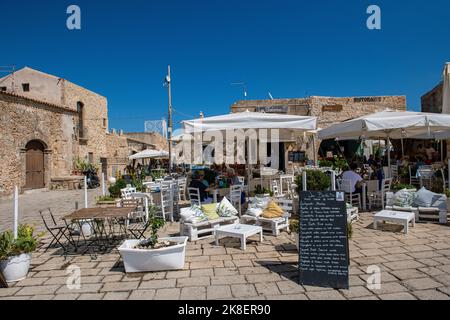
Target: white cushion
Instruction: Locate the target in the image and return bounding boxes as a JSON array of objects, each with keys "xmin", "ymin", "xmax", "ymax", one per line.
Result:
[
  {"xmin": 181, "ymin": 205, "xmax": 208, "ymax": 223},
  {"xmin": 393, "ymin": 189, "xmax": 416, "ymax": 208},
  {"xmin": 414, "ymin": 187, "xmax": 436, "ymax": 207},
  {"xmin": 246, "ymin": 207, "xmax": 263, "ymax": 217},
  {"xmin": 217, "ymin": 197, "xmax": 238, "ymax": 217}
]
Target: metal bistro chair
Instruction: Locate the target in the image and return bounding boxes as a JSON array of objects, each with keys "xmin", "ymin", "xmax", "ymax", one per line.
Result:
[
  {"xmin": 118, "ymin": 197, "xmax": 150, "ymax": 239},
  {"xmin": 188, "ymin": 187, "xmax": 202, "ymax": 207},
  {"xmin": 40, "ymin": 209, "xmax": 77, "ymax": 254}
]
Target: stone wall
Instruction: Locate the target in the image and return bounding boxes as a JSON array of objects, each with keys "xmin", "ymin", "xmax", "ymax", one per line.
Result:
[
  {"xmin": 421, "ymin": 82, "xmax": 443, "ymax": 114},
  {"xmin": 63, "ymin": 80, "xmax": 109, "ymax": 167},
  {"xmin": 0, "ymin": 92, "xmax": 77, "ymax": 196},
  {"xmin": 123, "ymin": 132, "xmax": 168, "ymax": 151},
  {"xmin": 105, "ymin": 133, "xmax": 129, "ymax": 179}
]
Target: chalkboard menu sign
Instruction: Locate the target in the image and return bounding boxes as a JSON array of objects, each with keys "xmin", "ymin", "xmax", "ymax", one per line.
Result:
[{"xmin": 299, "ymin": 191, "xmax": 349, "ymax": 289}]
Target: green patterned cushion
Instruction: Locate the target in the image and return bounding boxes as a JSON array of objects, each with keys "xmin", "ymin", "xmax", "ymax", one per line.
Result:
[{"xmin": 217, "ymin": 197, "xmax": 238, "ymax": 217}]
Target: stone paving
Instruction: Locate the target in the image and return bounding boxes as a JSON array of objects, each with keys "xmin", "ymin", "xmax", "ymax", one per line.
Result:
[{"xmin": 1, "ymin": 190, "xmax": 450, "ymax": 300}]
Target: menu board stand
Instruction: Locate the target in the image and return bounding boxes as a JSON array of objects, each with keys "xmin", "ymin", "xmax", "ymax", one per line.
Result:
[{"xmin": 299, "ymin": 191, "xmax": 349, "ymax": 289}]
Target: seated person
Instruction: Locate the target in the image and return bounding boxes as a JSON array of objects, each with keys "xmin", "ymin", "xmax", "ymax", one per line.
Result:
[
  {"xmin": 189, "ymin": 171, "xmax": 213, "ymax": 204},
  {"xmin": 367, "ymin": 155, "xmax": 376, "ymax": 167},
  {"xmin": 227, "ymin": 168, "xmax": 246, "ymax": 204},
  {"xmin": 342, "ymin": 163, "xmax": 363, "ymax": 194},
  {"xmin": 197, "ymin": 170, "xmax": 210, "ymax": 187}
]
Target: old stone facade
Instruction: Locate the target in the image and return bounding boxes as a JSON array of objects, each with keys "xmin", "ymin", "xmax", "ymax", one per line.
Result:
[
  {"xmin": 421, "ymin": 82, "xmax": 443, "ymax": 114},
  {"xmin": 124, "ymin": 132, "xmax": 168, "ymax": 151},
  {"xmin": 0, "ymin": 67, "xmax": 154, "ymax": 196},
  {"xmin": 231, "ymin": 95, "xmax": 407, "ymax": 169}
]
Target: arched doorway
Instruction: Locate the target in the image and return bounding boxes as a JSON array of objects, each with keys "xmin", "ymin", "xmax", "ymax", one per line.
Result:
[{"xmin": 25, "ymin": 140, "xmax": 45, "ymax": 189}]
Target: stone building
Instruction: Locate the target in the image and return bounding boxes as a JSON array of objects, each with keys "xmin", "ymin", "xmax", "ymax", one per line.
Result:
[
  {"xmin": 421, "ymin": 82, "xmax": 443, "ymax": 114},
  {"xmin": 231, "ymin": 95, "xmax": 407, "ymax": 170},
  {"xmin": 0, "ymin": 67, "xmax": 154, "ymax": 196}
]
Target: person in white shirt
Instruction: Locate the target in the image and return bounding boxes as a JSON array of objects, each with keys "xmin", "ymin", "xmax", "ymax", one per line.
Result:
[{"xmin": 341, "ymin": 163, "xmax": 363, "ymax": 193}]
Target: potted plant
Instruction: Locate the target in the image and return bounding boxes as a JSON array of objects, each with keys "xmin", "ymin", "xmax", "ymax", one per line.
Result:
[
  {"xmin": 0, "ymin": 225, "xmax": 42, "ymax": 283},
  {"xmin": 118, "ymin": 207, "xmax": 188, "ymax": 273},
  {"xmin": 296, "ymin": 169, "xmax": 331, "ymax": 192},
  {"xmin": 289, "ymin": 219, "xmax": 299, "ymax": 251},
  {"xmin": 96, "ymin": 195, "xmax": 117, "ymax": 206}
]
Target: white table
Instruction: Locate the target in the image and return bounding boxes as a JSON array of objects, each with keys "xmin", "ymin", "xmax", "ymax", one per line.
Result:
[
  {"xmin": 214, "ymin": 224, "xmax": 263, "ymax": 251},
  {"xmin": 374, "ymin": 210, "xmax": 415, "ymax": 234}
]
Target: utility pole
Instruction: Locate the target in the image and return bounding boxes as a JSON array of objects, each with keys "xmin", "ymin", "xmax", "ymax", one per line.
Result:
[{"xmin": 166, "ymin": 65, "xmax": 173, "ymax": 174}]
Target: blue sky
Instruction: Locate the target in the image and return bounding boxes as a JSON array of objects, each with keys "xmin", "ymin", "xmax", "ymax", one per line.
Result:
[{"xmin": 1, "ymin": 0, "xmax": 449, "ymax": 132}]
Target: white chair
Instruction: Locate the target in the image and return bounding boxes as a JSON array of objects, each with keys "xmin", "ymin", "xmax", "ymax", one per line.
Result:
[
  {"xmin": 280, "ymin": 175, "xmax": 295, "ymax": 196},
  {"xmin": 188, "ymin": 187, "xmax": 202, "ymax": 207},
  {"xmin": 368, "ymin": 178, "xmax": 392, "ymax": 209},
  {"xmin": 229, "ymin": 185, "xmax": 243, "ymax": 216},
  {"xmin": 409, "ymin": 166, "xmax": 421, "ymax": 187},
  {"xmin": 177, "ymin": 177, "xmax": 188, "ymax": 201},
  {"xmin": 390, "ymin": 165, "xmax": 399, "ymax": 180},
  {"xmin": 121, "ymin": 187, "xmax": 137, "ymax": 200},
  {"xmin": 160, "ymin": 184, "xmax": 174, "ymax": 222},
  {"xmin": 338, "ymin": 179, "xmax": 362, "ymax": 209},
  {"xmin": 271, "ymin": 179, "xmax": 280, "ymax": 197}
]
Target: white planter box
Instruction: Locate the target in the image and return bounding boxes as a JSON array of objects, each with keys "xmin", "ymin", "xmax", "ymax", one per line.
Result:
[
  {"xmin": 0, "ymin": 253, "xmax": 32, "ymax": 283},
  {"xmin": 118, "ymin": 237, "xmax": 188, "ymax": 273}
]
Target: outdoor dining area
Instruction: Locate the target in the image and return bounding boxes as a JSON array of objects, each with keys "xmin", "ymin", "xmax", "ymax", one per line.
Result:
[
  {"xmin": 3, "ymin": 108, "xmax": 450, "ymax": 299},
  {"xmin": 28, "ymin": 109, "xmax": 450, "ymax": 262}
]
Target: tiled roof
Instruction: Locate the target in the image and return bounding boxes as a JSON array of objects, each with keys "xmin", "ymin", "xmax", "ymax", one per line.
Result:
[{"xmin": 0, "ymin": 90, "xmax": 77, "ymax": 113}]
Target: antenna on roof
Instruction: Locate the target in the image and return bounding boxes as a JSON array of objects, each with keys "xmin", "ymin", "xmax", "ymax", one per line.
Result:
[
  {"xmin": 231, "ymin": 82, "xmax": 248, "ymax": 99},
  {"xmin": 268, "ymin": 92, "xmax": 274, "ymax": 100}
]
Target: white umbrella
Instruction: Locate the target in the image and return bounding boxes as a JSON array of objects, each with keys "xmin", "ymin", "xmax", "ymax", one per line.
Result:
[
  {"xmin": 182, "ymin": 110, "xmax": 316, "ymax": 133},
  {"xmin": 442, "ymin": 63, "xmax": 450, "ymax": 114},
  {"xmin": 182, "ymin": 110, "xmax": 317, "ymax": 177},
  {"xmin": 318, "ymin": 109, "xmax": 450, "ymax": 172},
  {"xmin": 129, "ymin": 149, "xmax": 169, "ymax": 160}
]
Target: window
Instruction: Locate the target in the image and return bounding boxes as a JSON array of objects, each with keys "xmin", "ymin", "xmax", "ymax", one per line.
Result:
[
  {"xmin": 77, "ymin": 102, "xmax": 84, "ymax": 138},
  {"xmin": 88, "ymin": 152, "xmax": 94, "ymax": 164},
  {"xmin": 22, "ymin": 83, "xmax": 30, "ymax": 92},
  {"xmin": 102, "ymin": 118, "xmax": 107, "ymax": 128},
  {"xmin": 0, "ymin": 87, "xmax": 6, "ymax": 92}
]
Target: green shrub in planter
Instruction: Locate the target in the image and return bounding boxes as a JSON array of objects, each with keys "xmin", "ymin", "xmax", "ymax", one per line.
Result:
[
  {"xmin": 0, "ymin": 225, "xmax": 42, "ymax": 261},
  {"xmin": 296, "ymin": 170, "xmax": 331, "ymax": 192},
  {"xmin": 108, "ymin": 179, "xmax": 127, "ymax": 198},
  {"xmin": 392, "ymin": 183, "xmax": 416, "ymax": 192}
]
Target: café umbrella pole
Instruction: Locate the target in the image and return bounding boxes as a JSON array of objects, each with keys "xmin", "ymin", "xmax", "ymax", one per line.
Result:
[
  {"xmin": 101, "ymin": 172, "xmax": 106, "ymax": 197},
  {"xmin": 387, "ymin": 136, "xmax": 391, "ymax": 178},
  {"xmin": 84, "ymin": 176, "xmax": 88, "ymax": 209}
]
